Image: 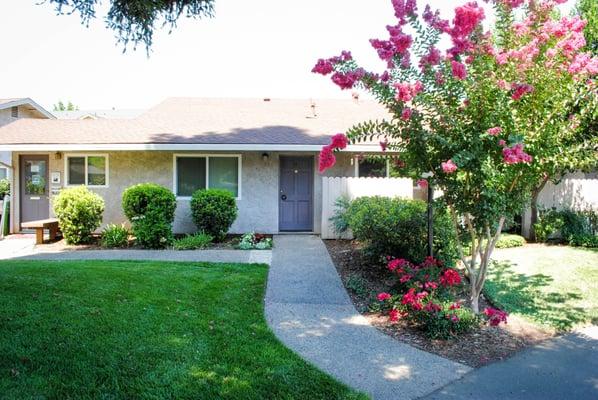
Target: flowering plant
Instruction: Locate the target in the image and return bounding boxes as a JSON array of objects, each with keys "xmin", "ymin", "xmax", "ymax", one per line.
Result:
[
  {"xmin": 377, "ymin": 256, "xmax": 507, "ymax": 338},
  {"xmin": 314, "ymin": 0, "xmax": 597, "ymax": 312}
]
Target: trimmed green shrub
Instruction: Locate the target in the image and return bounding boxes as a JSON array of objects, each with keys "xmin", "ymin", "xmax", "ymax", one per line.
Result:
[
  {"xmin": 190, "ymin": 189, "xmax": 238, "ymax": 241},
  {"xmin": 173, "ymin": 232, "xmax": 213, "ymax": 250},
  {"xmin": 495, "ymin": 234, "xmax": 526, "ymax": 248},
  {"xmin": 101, "ymin": 224, "xmax": 129, "ymax": 248},
  {"xmin": 534, "ymin": 208, "xmax": 596, "ymax": 244},
  {"xmin": 0, "ymin": 179, "xmax": 9, "ymax": 199},
  {"xmin": 343, "ymin": 196, "xmax": 458, "ymax": 266},
  {"xmin": 122, "ymin": 183, "xmax": 176, "ymax": 249},
  {"xmin": 53, "ymin": 186, "xmax": 104, "ymax": 244},
  {"xmin": 569, "ymin": 233, "xmax": 598, "ymax": 248}
]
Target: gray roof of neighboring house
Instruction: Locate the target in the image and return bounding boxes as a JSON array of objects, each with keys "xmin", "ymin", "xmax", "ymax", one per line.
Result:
[
  {"xmin": 0, "ymin": 97, "xmax": 389, "ymax": 146},
  {"xmin": 53, "ymin": 109, "xmax": 146, "ymax": 120},
  {"xmin": 0, "ymin": 98, "xmax": 55, "ymax": 119}
]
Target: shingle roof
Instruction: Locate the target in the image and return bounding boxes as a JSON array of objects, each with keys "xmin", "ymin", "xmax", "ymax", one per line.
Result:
[{"xmin": 0, "ymin": 97, "xmax": 389, "ymax": 145}]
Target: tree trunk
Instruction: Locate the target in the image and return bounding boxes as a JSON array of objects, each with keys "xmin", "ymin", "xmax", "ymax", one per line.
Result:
[{"xmin": 529, "ymin": 177, "xmax": 549, "ymax": 242}]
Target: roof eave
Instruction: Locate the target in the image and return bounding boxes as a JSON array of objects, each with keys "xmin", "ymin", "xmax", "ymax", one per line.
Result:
[{"xmin": 0, "ymin": 143, "xmax": 385, "ymax": 152}]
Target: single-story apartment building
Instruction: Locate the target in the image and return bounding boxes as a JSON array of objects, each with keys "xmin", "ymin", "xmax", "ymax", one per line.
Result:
[{"xmin": 0, "ymin": 97, "xmax": 391, "ymax": 235}]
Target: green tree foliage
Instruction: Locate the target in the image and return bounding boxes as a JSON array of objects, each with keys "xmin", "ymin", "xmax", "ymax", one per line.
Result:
[
  {"xmin": 46, "ymin": 0, "xmax": 215, "ymax": 50},
  {"xmin": 53, "ymin": 100, "xmax": 79, "ymax": 111}
]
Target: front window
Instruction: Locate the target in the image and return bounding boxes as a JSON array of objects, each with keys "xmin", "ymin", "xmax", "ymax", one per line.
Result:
[
  {"xmin": 175, "ymin": 155, "xmax": 240, "ymax": 198},
  {"xmin": 357, "ymin": 157, "xmax": 388, "ymax": 178},
  {"xmin": 66, "ymin": 155, "xmax": 108, "ymax": 186},
  {"xmin": 0, "ymin": 167, "xmax": 7, "ymax": 180}
]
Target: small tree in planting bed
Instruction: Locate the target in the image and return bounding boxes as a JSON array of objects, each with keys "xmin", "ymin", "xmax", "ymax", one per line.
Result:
[{"xmin": 314, "ymin": 0, "xmax": 597, "ymax": 315}]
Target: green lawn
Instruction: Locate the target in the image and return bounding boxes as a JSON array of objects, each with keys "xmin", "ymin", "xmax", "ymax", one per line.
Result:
[
  {"xmin": 0, "ymin": 260, "xmax": 366, "ymax": 400},
  {"xmin": 485, "ymin": 246, "xmax": 598, "ymax": 331}
]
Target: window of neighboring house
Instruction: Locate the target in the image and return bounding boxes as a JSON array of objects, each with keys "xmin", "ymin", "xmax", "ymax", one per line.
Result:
[
  {"xmin": 10, "ymin": 106, "xmax": 18, "ymax": 118},
  {"xmin": 356, "ymin": 157, "xmax": 389, "ymax": 177},
  {"xmin": 0, "ymin": 167, "xmax": 7, "ymax": 180},
  {"xmin": 66, "ymin": 155, "xmax": 108, "ymax": 186},
  {"xmin": 174, "ymin": 155, "xmax": 241, "ymax": 198}
]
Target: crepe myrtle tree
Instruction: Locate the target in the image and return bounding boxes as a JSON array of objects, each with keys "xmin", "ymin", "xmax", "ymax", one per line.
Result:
[{"xmin": 314, "ymin": 0, "xmax": 597, "ymax": 313}]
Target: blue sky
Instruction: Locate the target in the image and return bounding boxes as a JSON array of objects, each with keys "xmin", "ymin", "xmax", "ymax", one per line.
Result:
[{"xmin": 0, "ymin": 0, "xmax": 574, "ymax": 111}]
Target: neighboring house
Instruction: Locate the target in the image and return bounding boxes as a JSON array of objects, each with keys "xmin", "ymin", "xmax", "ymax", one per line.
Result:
[
  {"xmin": 0, "ymin": 97, "xmax": 389, "ymax": 235},
  {"xmin": 0, "ymin": 98, "xmax": 55, "ymax": 181},
  {"xmin": 53, "ymin": 109, "xmax": 145, "ymax": 120}
]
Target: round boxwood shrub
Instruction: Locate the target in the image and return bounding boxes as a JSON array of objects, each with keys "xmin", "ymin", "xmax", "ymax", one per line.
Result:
[
  {"xmin": 190, "ymin": 189, "xmax": 238, "ymax": 241},
  {"xmin": 122, "ymin": 183, "xmax": 176, "ymax": 249},
  {"xmin": 344, "ymin": 196, "xmax": 458, "ymax": 266},
  {"xmin": 53, "ymin": 186, "xmax": 105, "ymax": 244}
]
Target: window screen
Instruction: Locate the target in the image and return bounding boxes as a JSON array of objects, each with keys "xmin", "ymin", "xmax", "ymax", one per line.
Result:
[
  {"xmin": 209, "ymin": 157, "xmax": 239, "ymax": 197},
  {"xmin": 177, "ymin": 157, "xmax": 206, "ymax": 196}
]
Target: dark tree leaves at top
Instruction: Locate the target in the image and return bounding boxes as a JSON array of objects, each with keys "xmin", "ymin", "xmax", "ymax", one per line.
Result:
[{"xmin": 46, "ymin": 0, "xmax": 215, "ymax": 50}]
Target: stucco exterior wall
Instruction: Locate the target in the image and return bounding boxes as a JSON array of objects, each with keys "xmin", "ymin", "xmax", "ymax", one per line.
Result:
[{"xmin": 11, "ymin": 150, "xmax": 356, "ymax": 235}]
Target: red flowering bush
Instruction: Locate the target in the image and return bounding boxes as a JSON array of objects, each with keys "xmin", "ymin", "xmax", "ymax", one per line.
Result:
[
  {"xmin": 377, "ymin": 256, "xmax": 507, "ymax": 338},
  {"xmin": 315, "ymin": 0, "xmax": 597, "ymax": 313}
]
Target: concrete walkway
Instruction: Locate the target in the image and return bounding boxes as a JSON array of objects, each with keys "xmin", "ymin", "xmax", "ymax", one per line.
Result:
[
  {"xmin": 0, "ymin": 234, "xmax": 271, "ymax": 264},
  {"xmin": 265, "ymin": 235, "xmax": 470, "ymax": 400},
  {"xmin": 424, "ymin": 326, "xmax": 598, "ymax": 400}
]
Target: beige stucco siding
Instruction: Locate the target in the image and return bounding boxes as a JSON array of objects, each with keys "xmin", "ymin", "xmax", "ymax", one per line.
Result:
[{"xmin": 11, "ymin": 150, "xmax": 356, "ymax": 235}]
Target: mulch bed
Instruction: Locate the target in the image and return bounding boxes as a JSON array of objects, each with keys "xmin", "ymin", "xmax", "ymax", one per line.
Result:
[
  {"xmin": 324, "ymin": 239, "xmax": 555, "ymax": 368},
  {"xmin": 37, "ymin": 234, "xmax": 250, "ymax": 251}
]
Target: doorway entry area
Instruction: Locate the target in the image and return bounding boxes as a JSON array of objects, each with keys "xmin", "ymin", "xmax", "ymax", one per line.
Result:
[
  {"xmin": 278, "ymin": 156, "xmax": 314, "ymax": 232},
  {"xmin": 20, "ymin": 154, "xmax": 50, "ymax": 225}
]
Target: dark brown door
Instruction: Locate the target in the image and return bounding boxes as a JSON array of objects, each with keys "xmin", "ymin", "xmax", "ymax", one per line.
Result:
[
  {"xmin": 279, "ymin": 156, "xmax": 313, "ymax": 231},
  {"xmin": 20, "ymin": 155, "xmax": 50, "ymax": 224}
]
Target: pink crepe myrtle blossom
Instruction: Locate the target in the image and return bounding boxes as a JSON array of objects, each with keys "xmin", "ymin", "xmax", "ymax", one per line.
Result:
[
  {"xmin": 391, "ymin": 33, "xmax": 413, "ymax": 54},
  {"xmin": 511, "ymin": 83, "xmax": 534, "ymax": 100},
  {"xmin": 311, "ymin": 59, "xmax": 334, "ymax": 75},
  {"xmin": 318, "ymin": 145, "xmax": 336, "ymax": 173},
  {"xmin": 419, "ymin": 46, "xmax": 441, "ymax": 69},
  {"xmin": 451, "ymin": 60, "xmax": 467, "ymax": 80},
  {"xmin": 377, "ymin": 292, "xmax": 392, "ymax": 301},
  {"xmin": 389, "ymin": 309, "xmax": 400, "ymax": 322},
  {"xmin": 330, "ymin": 133, "xmax": 349, "ymax": 149},
  {"xmin": 441, "ymin": 159, "xmax": 457, "ymax": 174},
  {"xmin": 331, "ymin": 69, "xmax": 365, "ymax": 90},
  {"xmin": 401, "ymin": 107, "xmax": 413, "ymax": 120},
  {"xmin": 498, "ymin": 139, "xmax": 507, "ymax": 146},
  {"xmin": 484, "ymin": 307, "xmax": 508, "ymax": 326},
  {"xmin": 393, "ymin": 81, "xmax": 423, "ymax": 102},
  {"xmin": 417, "ymin": 179, "xmax": 428, "ymax": 188},
  {"xmin": 435, "ymin": 71, "xmax": 445, "ymax": 84},
  {"xmin": 380, "ymin": 138, "xmax": 389, "ymax": 152},
  {"xmin": 487, "ymin": 127, "xmax": 502, "ymax": 136},
  {"xmin": 502, "ymin": 143, "xmax": 532, "ymax": 164}
]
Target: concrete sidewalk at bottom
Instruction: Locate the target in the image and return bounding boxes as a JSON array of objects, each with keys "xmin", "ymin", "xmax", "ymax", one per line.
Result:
[
  {"xmin": 265, "ymin": 235, "xmax": 471, "ymax": 400},
  {"xmin": 423, "ymin": 325, "xmax": 598, "ymax": 400}
]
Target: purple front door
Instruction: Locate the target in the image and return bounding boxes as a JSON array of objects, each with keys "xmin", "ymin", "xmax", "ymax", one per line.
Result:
[{"xmin": 279, "ymin": 156, "xmax": 313, "ymax": 231}]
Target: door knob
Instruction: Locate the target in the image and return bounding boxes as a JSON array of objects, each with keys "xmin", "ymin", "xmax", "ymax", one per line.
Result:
[{"xmin": 281, "ymin": 194, "xmax": 287, "ymax": 201}]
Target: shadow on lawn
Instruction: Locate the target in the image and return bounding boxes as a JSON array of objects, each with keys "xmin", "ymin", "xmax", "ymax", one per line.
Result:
[{"xmin": 484, "ymin": 261, "xmax": 587, "ymax": 331}]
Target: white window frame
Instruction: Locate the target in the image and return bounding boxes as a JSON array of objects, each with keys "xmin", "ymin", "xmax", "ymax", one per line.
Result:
[
  {"xmin": 354, "ymin": 156, "xmax": 390, "ymax": 178},
  {"xmin": 173, "ymin": 154, "xmax": 242, "ymax": 200},
  {"xmin": 64, "ymin": 154, "xmax": 109, "ymax": 188}
]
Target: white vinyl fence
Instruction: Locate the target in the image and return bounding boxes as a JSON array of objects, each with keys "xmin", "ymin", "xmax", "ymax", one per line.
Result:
[
  {"xmin": 522, "ymin": 178, "xmax": 598, "ymax": 237},
  {"xmin": 321, "ymin": 177, "xmax": 414, "ymax": 239}
]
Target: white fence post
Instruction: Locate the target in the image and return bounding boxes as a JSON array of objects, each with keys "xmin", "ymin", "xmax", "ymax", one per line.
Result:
[{"xmin": 321, "ymin": 177, "xmax": 415, "ymax": 239}]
